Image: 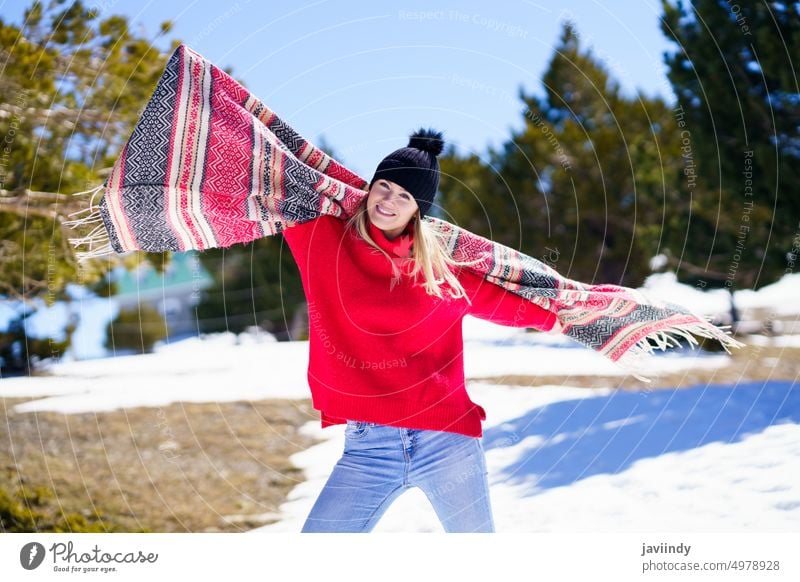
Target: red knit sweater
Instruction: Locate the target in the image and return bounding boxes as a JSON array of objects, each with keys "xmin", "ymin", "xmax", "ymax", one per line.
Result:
[{"xmin": 282, "ymin": 214, "xmax": 557, "ymax": 437}]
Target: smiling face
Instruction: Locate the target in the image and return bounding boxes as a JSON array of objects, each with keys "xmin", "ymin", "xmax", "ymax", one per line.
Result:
[{"xmin": 366, "ymin": 179, "xmax": 419, "ymax": 239}]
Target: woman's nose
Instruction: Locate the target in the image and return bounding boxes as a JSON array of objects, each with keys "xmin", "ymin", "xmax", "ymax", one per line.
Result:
[{"xmin": 381, "ymin": 192, "xmax": 400, "ymax": 205}]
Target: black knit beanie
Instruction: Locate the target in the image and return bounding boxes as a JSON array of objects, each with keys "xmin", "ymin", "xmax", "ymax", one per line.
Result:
[{"xmin": 368, "ymin": 127, "xmax": 445, "ymax": 218}]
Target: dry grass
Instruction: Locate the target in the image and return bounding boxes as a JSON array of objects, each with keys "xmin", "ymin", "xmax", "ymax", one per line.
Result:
[
  {"xmin": 1, "ymin": 397, "xmax": 320, "ymax": 532},
  {"xmin": 1, "ymin": 339, "xmax": 795, "ymax": 532}
]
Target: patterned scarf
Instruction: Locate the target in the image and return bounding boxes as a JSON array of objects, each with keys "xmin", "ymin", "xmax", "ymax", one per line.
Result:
[{"xmin": 65, "ymin": 44, "xmax": 745, "ymax": 381}]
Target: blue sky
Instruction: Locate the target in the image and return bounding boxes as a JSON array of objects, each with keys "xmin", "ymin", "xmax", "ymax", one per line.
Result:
[{"xmin": 2, "ymin": 0, "xmax": 677, "ymax": 178}]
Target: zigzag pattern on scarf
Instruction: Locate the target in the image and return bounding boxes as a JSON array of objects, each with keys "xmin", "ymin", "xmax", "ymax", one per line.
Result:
[{"xmin": 64, "ymin": 43, "xmax": 746, "ymax": 382}]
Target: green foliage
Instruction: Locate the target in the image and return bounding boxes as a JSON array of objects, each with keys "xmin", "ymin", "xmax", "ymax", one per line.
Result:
[
  {"xmin": 196, "ymin": 235, "xmax": 305, "ymax": 339},
  {"xmin": 0, "ymin": 485, "xmax": 39, "ymax": 531},
  {"xmin": 0, "ymin": 307, "xmax": 71, "ymax": 375},
  {"xmin": 105, "ymin": 303, "xmax": 168, "ymax": 354},
  {"xmin": 440, "ymin": 21, "xmax": 679, "ymax": 287},
  {"xmin": 660, "ymin": 0, "xmax": 800, "ymax": 293},
  {"xmin": 0, "ymin": 214, "xmax": 74, "ymax": 305},
  {"xmin": 0, "ymin": 0, "xmax": 180, "ymax": 302},
  {"xmin": 0, "ymin": 481, "xmax": 145, "ymax": 533},
  {"xmin": 52, "ymin": 512, "xmax": 134, "ymax": 533}
]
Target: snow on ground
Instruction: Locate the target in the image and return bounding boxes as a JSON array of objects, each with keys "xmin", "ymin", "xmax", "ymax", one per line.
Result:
[
  {"xmin": 462, "ymin": 316, "xmax": 732, "ymax": 377},
  {"xmin": 1, "ymin": 273, "xmax": 798, "ymax": 532},
  {"xmin": 252, "ymin": 380, "xmax": 800, "ymax": 533},
  {"xmin": 746, "ymin": 333, "xmax": 800, "ymax": 348},
  {"xmin": 642, "ymin": 271, "xmax": 800, "ymax": 316},
  {"xmin": 4, "ymin": 270, "xmax": 798, "ymax": 364},
  {"xmin": 0, "ymin": 321, "xmax": 796, "ymax": 533},
  {"xmin": 0, "ymin": 319, "xmax": 732, "ymax": 414},
  {"xmin": 0, "ymin": 332, "xmax": 310, "ymax": 413}
]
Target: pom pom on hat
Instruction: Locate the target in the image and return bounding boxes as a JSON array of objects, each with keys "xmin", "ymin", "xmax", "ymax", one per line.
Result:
[{"xmin": 408, "ymin": 127, "xmax": 445, "ymax": 157}]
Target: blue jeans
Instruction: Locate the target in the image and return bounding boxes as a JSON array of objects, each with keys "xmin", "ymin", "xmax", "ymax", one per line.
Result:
[{"xmin": 301, "ymin": 420, "xmax": 495, "ymax": 533}]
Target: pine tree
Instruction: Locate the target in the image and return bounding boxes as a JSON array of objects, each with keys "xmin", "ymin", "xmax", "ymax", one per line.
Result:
[
  {"xmin": 441, "ymin": 21, "xmax": 680, "ymax": 287},
  {"xmin": 0, "ymin": 1, "xmax": 181, "ymax": 303},
  {"xmin": 660, "ymin": 0, "xmax": 800, "ymax": 321}
]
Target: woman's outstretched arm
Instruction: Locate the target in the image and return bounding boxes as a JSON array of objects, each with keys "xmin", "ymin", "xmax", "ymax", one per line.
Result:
[{"xmin": 458, "ymin": 267, "xmax": 559, "ymax": 332}]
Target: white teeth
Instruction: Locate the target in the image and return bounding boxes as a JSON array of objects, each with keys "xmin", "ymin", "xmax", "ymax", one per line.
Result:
[{"xmin": 377, "ymin": 205, "xmax": 395, "ymax": 217}]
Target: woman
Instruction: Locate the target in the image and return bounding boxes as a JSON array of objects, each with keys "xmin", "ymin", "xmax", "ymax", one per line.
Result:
[{"xmin": 282, "ymin": 128, "xmax": 561, "ymax": 533}]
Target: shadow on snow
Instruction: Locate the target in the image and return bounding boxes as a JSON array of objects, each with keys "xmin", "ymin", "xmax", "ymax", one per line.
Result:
[{"xmin": 481, "ymin": 380, "xmax": 799, "ymax": 494}]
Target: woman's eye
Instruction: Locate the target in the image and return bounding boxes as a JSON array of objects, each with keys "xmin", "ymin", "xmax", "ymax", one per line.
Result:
[{"xmin": 379, "ymin": 182, "xmax": 410, "ymax": 199}]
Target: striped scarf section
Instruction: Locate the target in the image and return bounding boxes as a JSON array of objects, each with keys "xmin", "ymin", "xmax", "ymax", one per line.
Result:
[{"xmin": 65, "ymin": 43, "xmax": 746, "ymax": 381}]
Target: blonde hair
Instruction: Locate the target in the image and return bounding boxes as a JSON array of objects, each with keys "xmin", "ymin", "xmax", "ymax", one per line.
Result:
[{"xmin": 345, "ymin": 197, "xmax": 486, "ymax": 303}]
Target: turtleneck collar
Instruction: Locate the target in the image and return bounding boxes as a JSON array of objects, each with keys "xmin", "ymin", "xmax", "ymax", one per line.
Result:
[{"xmin": 366, "ymin": 218, "xmax": 414, "ymax": 258}]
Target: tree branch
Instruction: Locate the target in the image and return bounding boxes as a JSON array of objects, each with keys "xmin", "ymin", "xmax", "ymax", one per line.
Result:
[{"xmin": 0, "ymin": 188, "xmax": 93, "ymax": 219}]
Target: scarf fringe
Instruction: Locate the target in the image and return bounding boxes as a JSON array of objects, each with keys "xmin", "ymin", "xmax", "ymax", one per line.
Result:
[
  {"xmin": 67, "ymin": 183, "xmax": 106, "ymax": 205},
  {"xmin": 58, "ymin": 45, "xmax": 756, "ymax": 380},
  {"xmin": 63, "ymin": 183, "xmax": 117, "ymax": 262},
  {"xmin": 73, "ymin": 240, "xmax": 115, "ymax": 261},
  {"xmin": 613, "ymin": 317, "xmax": 747, "ymax": 383}
]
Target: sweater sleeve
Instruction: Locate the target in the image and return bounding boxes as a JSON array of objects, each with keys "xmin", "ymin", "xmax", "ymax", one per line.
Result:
[{"xmin": 458, "ymin": 267, "xmax": 558, "ymax": 331}]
